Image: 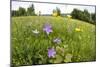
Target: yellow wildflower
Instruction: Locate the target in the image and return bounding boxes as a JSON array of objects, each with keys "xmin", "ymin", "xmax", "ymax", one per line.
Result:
[{"xmin": 75, "ymin": 28, "xmax": 81, "ymax": 32}]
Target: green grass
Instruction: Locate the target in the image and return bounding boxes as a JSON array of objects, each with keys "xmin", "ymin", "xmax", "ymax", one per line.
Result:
[{"xmin": 11, "ymin": 16, "xmax": 96, "ymax": 66}]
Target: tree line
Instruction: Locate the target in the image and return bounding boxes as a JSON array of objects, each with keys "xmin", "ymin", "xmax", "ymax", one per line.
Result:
[
  {"xmin": 51, "ymin": 7, "xmax": 96, "ymax": 24},
  {"xmin": 12, "ymin": 4, "xmax": 36, "ymax": 16},
  {"xmin": 12, "ymin": 4, "xmax": 96, "ymax": 24},
  {"xmin": 71, "ymin": 8, "xmax": 96, "ymax": 24}
]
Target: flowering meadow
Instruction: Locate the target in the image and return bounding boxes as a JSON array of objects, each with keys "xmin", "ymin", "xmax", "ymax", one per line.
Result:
[{"xmin": 11, "ymin": 16, "xmax": 96, "ymax": 66}]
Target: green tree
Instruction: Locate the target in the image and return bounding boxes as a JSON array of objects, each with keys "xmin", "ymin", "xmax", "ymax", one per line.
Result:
[
  {"xmin": 91, "ymin": 13, "xmax": 96, "ymax": 23},
  {"xmin": 18, "ymin": 7, "xmax": 26, "ymax": 16},
  {"xmin": 52, "ymin": 7, "xmax": 61, "ymax": 16},
  {"xmin": 71, "ymin": 9, "xmax": 80, "ymax": 19},
  {"xmin": 83, "ymin": 9, "xmax": 90, "ymax": 22},
  {"xmin": 56, "ymin": 7, "xmax": 61, "ymax": 16},
  {"xmin": 53, "ymin": 9, "xmax": 56, "ymax": 13},
  {"xmin": 12, "ymin": 10, "xmax": 19, "ymax": 16},
  {"xmin": 71, "ymin": 8, "xmax": 95, "ymax": 24},
  {"xmin": 27, "ymin": 4, "xmax": 36, "ymax": 16}
]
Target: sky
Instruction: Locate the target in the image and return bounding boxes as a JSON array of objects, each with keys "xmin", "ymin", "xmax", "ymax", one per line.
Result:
[
  {"xmin": 23, "ymin": 0, "xmax": 96, "ymax": 5},
  {"xmin": 11, "ymin": 1, "xmax": 95, "ymax": 15}
]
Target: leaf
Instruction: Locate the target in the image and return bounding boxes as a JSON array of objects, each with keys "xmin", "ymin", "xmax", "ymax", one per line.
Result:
[
  {"xmin": 78, "ymin": 35, "xmax": 82, "ymax": 40},
  {"xmin": 49, "ymin": 59, "xmax": 54, "ymax": 63},
  {"xmin": 64, "ymin": 54, "xmax": 72, "ymax": 63},
  {"xmin": 53, "ymin": 55, "xmax": 63, "ymax": 63},
  {"xmin": 56, "ymin": 46, "xmax": 64, "ymax": 56},
  {"xmin": 39, "ymin": 54, "xmax": 43, "ymax": 60},
  {"xmin": 63, "ymin": 45, "xmax": 68, "ymax": 48},
  {"xmin": 38, "ymin": 60, "xmax": 42, "ymax": 64}
]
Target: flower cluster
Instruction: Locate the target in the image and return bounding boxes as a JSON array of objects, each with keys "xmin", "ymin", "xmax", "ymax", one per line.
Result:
[
  {"xmin": 42, "ymin": 24, "xmax": 62, "ymax": 58},
  {"xmin": 32, "ymin": 23, "xmax": 73, "ymax": 63},
  {"xmin": 32, "ymin": 23, "xmax": 62, "ymax": 58}
]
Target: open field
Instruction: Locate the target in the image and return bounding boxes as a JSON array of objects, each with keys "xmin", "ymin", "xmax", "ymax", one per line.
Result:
[{"xmin": 11, "ymin": 16, "xmax": 96, "ymax": 66}]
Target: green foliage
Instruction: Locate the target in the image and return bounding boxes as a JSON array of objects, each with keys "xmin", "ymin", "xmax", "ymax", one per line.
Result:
[
  {"xmin": 27, "ymin": 4, "xmax": 36, "ymax": 16},
  {"xmin": 12, "ymin": 7, "xmax": 27, "ymax": 16},
  {"xmin": 11, "ymin": 16, "xmax": 96, "ymax": 66},
  {"xmin": 56, "ymin": 7, "xmax": 61, "ymax": 16},
  {"xmin": 91, "ymin": 13, "xmax": 96, "ymax": 24},
  {"xmin": 18, "ymin": 7, "xmax": 26, "ymax": 16},
  {"xmin": 52, "ymin": 7, "xmax": 61, "ymax": 16},
  {"xmin": 64, "ymin": 54, "xmax": 72, "ymax": 62},
  {"xmin": 12, "ymin": 10, "xmax": 19, "ymax": 16},
  {"xmin": 48, "ymin": 46, "xmax": 72, "ymax": 64},
  {"xmin": 83, "ymin": 9, "xmax": 90, "ymax": 22},
  {"xmin": 12, "ymin": 4, "xmax": 36, "ymax": 17},
  {"xmin": 71, "ymin": 8, "xmax": 96, "ymax": 24}
]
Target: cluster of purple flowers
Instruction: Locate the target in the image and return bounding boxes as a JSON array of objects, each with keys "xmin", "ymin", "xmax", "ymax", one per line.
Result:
[
  {"xmin": 32, "ymin": 23, "xmax": 62, "ymax": 58},
  {"xmin": 42, "ymin": 23, "xmax": 62, "ymax": 58},
  {"xmin": 48, "ymin": 38, "xmax": 61, "ymax": 58}
]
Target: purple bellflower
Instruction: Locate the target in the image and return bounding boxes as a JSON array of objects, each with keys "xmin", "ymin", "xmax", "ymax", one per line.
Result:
[
  {"xmin": 48, "ymin": 48, "xmax": 56, "ymax": 58},
  {"xmin": 43, "ymin": 24, "xmax": 53, "ymax": 35}
]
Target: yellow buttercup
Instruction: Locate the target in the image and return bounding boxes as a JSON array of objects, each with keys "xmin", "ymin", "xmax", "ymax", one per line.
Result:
[{"xmin": 75, "ymin": 28, "xmax": 81, "ymax": 32}]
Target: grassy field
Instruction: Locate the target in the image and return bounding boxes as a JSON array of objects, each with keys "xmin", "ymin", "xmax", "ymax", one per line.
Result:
[{"xmin": 11, "ymin": 16, "xmax": 96, "ymax": 66}]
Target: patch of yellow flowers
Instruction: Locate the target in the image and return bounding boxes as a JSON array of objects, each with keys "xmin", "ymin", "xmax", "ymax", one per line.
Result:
[{"xmin": 75, "ymin": 28, "xmax": 81, "ymax": 32}]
